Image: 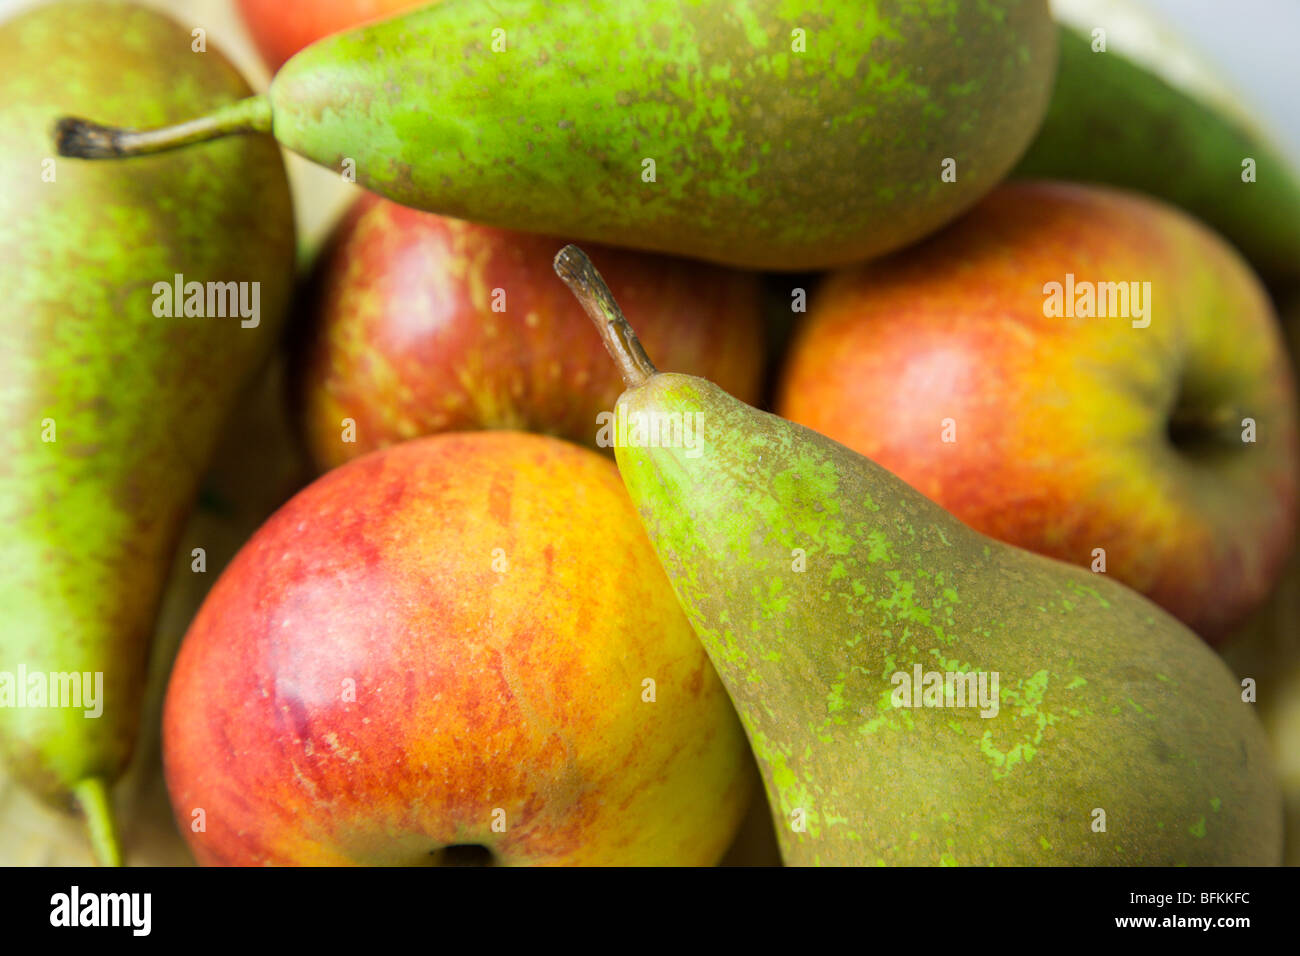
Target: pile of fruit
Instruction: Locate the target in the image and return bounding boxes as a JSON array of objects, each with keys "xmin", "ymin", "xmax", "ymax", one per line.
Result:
[{"xmin": 1, "ymin": 0, "xmax": 1298, "ymax": 867}]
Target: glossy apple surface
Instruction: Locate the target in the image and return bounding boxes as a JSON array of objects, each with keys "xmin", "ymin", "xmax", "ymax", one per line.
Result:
[
  {"xmin": 294, "ymin": 195, "xmax": 764, "ymax": 472},
  {"xmin": 163, "ymin": 431, "xmax": 753, "ymax": 865}
]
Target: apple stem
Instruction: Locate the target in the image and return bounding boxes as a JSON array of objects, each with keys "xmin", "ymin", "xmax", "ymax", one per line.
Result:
[
  {"xmin": 73, "ymin": 778, "xmax": 123, "ymax": 867},
  {"xmin": 554, "ymin": 244, "xmax": 658, "ymax": 389},
  {"xmin": 54, "ymin": 95, "xmax": 272, "ymax": 159}
]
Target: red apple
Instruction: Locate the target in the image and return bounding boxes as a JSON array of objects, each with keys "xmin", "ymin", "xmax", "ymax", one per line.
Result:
[
  {"xmin": 293, "ymin": 195, "xmax": 764, "ymax": 473},
  {"xmin": 162, "ymin": 431, "xmax": 753, "ymax": 865},
  {"xmin": 235, "ymin": 0, "xmax": 427, "ymax": 72},
  {"xmin": 777, "ymin": 181, "xmax": 1299, "ymax": 643}
]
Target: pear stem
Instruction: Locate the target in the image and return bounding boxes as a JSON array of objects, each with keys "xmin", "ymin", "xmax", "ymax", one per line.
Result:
[
  {"xmin": 73, "ymin": 778, "xmax": 123, "ymax": 867},
  {"xmin": 54, "ymin": 95, "xmax": 272, "ymax": 159},
  {"xmin": 554, "ymin": 244, "xmax": 657, "ymax": 389}
]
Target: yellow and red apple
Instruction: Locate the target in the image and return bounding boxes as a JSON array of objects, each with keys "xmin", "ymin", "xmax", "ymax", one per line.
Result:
[
  {"xmin": 162, "ymin": 432, "xmax": 753, "ymax": 865},
  {"xmin": 777, "ymin": 181, "xmax": 1298, "ymax": 643},
  {"xmin": 293, "ymin": 195, "xmax": 764, "ymax": 473}
]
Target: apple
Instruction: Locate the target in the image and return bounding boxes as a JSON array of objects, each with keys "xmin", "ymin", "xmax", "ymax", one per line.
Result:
[
  {"xmin": 777, "ymin": 181, "xmax": 1299, "ymax": 643},
  {"xmin": 235, "ymin": 0, "xmax": 428, "ymax": 72},
  {"xmin": 293, "ymin": 195, "xmax": 764, "ymax": 473},
  {"xmin": 162, "ymin": 431, "xmax": 753, "ymax": 865}
]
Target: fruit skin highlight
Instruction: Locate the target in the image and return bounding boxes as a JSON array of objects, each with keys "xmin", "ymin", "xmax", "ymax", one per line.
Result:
[
  {"xmin": 778, "ymin": 181, "xmax": 1298, "ymax": 644},
  {"xmin": 163, "ymin": 432, "xmax": 753, "ymax": 866},
  {"xmin": 58, "ymin": 0, "xmax": 1059, "ymax": 270},
  {"xmin": 555, "ymin": 243, "xmax": 1282, "ymax": 867},
  {"xmin": 0, "ymin": 0, "xmax": 295, "ymax": 865}
]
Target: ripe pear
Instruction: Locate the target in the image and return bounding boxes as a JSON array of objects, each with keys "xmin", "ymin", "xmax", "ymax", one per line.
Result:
[
  {"xmin": 53, "ymin": 0, "xmax": 1057, "ymax": 270},
  {"xmin": 0, "ymin": 1, "xmax": 295, "ymax": 863},
  {"xmin": 554, "ymin": 245, "xmax": 1283, "ymax": 866}
]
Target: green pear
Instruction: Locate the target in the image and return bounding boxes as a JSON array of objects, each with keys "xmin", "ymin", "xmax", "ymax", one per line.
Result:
[
  {"xmin": 554, "ymin": 245, "xmax": 1282, "ymax": 866},
  {"xmin": 1014, "ymin": 6, "xmax": 1300, "ymax": 284},
  {"xmin": 51, "ymin": 0, "xmax": 1057, "ymax": 270},
  {"xmin": 0, "ymin": 1, "xmax": 295, "ymax": 863}
]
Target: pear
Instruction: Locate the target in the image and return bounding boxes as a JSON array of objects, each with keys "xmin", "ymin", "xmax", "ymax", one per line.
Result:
[
  {"xmin": 554, "ymin": 245, "xmax": 1282, "ymax": 866},
  {"xmin": 1015, "ymin": 9, "xmax": 1300, "ymax": 284},
  {"xmin": 51, "ymin": 0, "xmax": 1057, "ymax": 270},
  {"xmin": 0, "ymin": 1, "xmax": 296, "ymax": 863}
]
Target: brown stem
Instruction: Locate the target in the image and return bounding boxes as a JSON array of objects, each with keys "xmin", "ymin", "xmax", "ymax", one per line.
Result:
[
  {"xmin": 553, "ymin": 244, "xmax": 657, "ymax": 389},
  {"xmin": 55, "ymin": 96, "xmax": 272, "ymax": 159}
]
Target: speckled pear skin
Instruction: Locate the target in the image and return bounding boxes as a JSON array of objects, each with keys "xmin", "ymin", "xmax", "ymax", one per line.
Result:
[
  {"xmin": 614, "ymin": 373, "xmax": 1282, "ymax": 865},
  {"xmin": 0, "ymin": 2, "xmax": 295, "ymax": 807},
  {"xmin": 269, "ymin": 0, "xmax": 1057, "ymax": 269}
]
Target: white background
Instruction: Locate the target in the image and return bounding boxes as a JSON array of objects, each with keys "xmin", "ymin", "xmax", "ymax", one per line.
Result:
[{"xmin": 1131, "ymin": 0, "xmax": 1299, "ymax": 156}]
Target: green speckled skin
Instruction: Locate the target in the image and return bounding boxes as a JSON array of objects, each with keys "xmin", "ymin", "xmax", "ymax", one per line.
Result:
[
  {"xmin": 271, "ymin": 0, "xmax": 1056, "ymax": 269},
  {"xmin": 616, "ymin": 373, "xmax": 1282, "ymax": 865},
  {"xmin": 0, "ymin": 2, "xmax": 295, "ymax": 807},
  {"xmin": 1015, "ymin": 25, "xmax": 1300, "ymax": 284}
]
